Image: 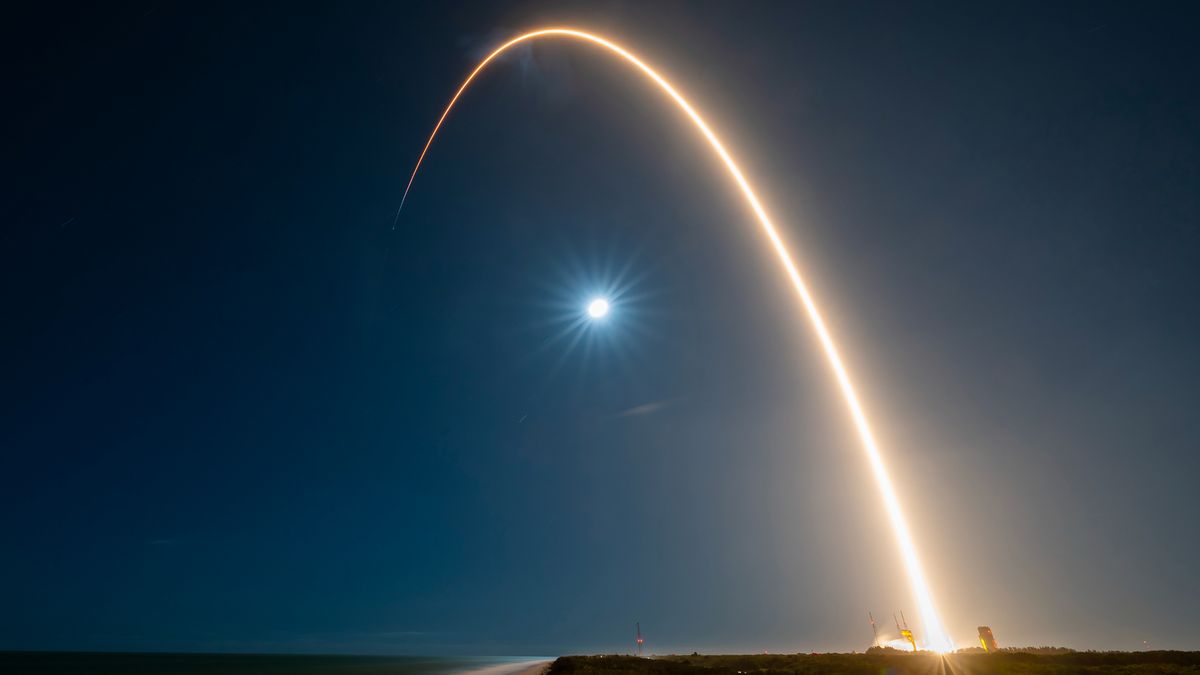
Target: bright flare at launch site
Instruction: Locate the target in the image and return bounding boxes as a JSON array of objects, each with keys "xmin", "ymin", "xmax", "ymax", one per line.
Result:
[{"xmin": 401, "ymin": 27, "xmax": 956, "ymax": 652}]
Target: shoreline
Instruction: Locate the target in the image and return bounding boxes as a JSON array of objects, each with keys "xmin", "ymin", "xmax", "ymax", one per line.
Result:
[{"xmin": 459, "ymin": 659, "xmax": 551, "ymax": 675}]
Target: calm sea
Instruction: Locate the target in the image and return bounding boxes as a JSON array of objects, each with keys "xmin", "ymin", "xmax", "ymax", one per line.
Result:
[{"xmin": 0, "ymin": 653, "xmax": 551, "ymax": 674}]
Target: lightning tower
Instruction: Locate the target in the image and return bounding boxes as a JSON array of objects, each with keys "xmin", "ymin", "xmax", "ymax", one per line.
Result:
[{"xmin": 896, "ymin": 612, "xmax": 917, "ymax": 652}]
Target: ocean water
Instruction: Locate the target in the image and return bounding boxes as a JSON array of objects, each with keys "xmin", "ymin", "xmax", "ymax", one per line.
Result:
[{"xmin": 0, "ymin": 652, "xmax": 551, "ymax": 674}]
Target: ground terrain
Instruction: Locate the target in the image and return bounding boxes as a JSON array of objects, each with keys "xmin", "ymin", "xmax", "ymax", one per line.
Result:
[{"xmin": 547, "ymin": 651, "xmax": 1200, "ymax": 674}]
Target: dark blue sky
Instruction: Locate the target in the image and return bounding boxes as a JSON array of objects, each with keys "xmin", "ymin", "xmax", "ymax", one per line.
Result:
[{"xmin": 4, "ymin": 0, "xmax": 1198, "ymax": 655}]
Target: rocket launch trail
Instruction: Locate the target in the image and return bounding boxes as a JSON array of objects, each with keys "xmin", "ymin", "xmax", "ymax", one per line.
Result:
[{"xmin": 399, "ymin": 27, "xmax": 955, "ymax": 652}]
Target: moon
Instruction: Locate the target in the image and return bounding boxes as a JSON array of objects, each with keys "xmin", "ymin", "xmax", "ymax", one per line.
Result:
[{"xmin": 586, "ymin": 298, "xmax": 610, "ymax": 319}]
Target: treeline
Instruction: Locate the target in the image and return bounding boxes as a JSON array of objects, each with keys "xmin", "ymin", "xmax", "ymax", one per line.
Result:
[{"xmin": 954, "ymin": 645, "xmax": 1076, "ymax": 654}]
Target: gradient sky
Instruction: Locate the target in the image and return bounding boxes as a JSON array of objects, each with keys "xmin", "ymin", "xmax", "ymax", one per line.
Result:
[{"xmin": 4, "ymin": 0, "xmax": 1198, "ymax": 656}]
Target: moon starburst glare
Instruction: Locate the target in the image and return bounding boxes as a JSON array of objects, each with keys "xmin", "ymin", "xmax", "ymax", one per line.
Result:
[{"xmin": 587, "ymin": 298, "xmax": 610, "ymax": 319}]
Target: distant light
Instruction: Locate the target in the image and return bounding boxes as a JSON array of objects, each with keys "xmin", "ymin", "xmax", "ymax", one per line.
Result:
[{"xmin": 587, "ymin": 298, "xmax": 610, "ymax": 319}]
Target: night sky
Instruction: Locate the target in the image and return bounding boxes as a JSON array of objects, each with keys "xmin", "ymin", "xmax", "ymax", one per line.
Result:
[{"xmin": 5, "ymin": 0, "xmax": 1199, "ymax": 656}]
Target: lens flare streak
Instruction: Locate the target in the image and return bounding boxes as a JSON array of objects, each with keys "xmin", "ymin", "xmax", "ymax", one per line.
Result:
[{"xmin": 400, "ymin": 27, "xmax": 954, "ymax": 652}]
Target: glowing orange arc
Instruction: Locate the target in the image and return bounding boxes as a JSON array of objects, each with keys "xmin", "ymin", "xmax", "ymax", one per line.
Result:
[{"xmin": 400, "ymin": 27, "xmax": 954, "ymax": 652}]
